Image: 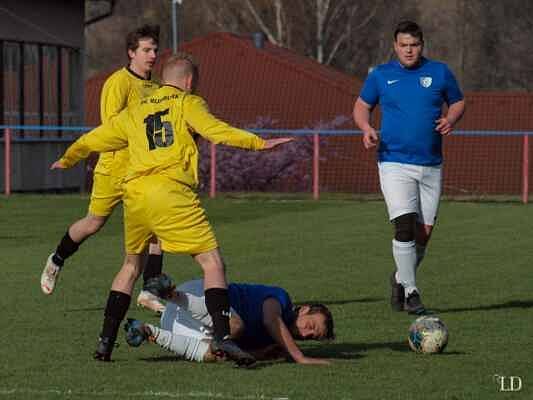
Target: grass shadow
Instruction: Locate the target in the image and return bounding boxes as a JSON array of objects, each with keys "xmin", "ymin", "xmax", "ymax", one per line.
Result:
[
  {"xmin": 433, "ymin": 300, "xmax": 533, "ymax": 314},
  {"xmin": 140, "ymin": 355, "xmax": 280, "ymax": 370},
  {"xmin": 303, "ymin": 341, "xmax": 408, "ymax": 359},
  {"xmin": 434, "ymin": 351, "xmax": 468, "ymax": 356},
  {"xmin": 65, "ymin": 306, "xmax": 105, "ymax": 312},
  {"xmin": 140, "ymin": 355, "xmax": 191, "ymax": 363},
  {"xmin": 304, "ymin": 342, "xmax": 467, "ymax": 358},
  {"xmin": 296, "ymin": 297, "xmax": 384, "ymax": 306}
]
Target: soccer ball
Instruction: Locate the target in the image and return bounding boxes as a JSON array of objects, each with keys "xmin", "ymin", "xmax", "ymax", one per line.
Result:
[{"xmin": 408, "ymin": 315, "xmax": 449, "ymax": 354}]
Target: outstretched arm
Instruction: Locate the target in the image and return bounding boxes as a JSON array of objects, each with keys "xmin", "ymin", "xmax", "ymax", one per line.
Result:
[
  {"xmin": 50, "ymin": 122, "xmax": 128, "ymax": 169},
  {"xmin": 262, "ymin": 298, "xmax": 330, "ymax": 365},
  {"xmin": 184, "ymin": 95, "xmax": 292, "ymax": 150},
  {"xmin": 262, "ymin": 137, "xmax": 294, "ymax": 149}
]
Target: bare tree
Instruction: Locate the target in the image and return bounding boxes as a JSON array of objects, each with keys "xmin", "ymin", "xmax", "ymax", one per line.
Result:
[
  {"xmin": 314, "ymin": 0, "xmax": 379, "ymax": 64},
  {"xmin": 244, "ymin": 0, "xmax": 287, "ymax": 46},
  {"xmin": 487, "ymin": 0, "xmax": 533, "ymax": 90},
  {"xmin": 198, "ymin": 0, "xmax": 291, "ymax": 46},
  {"xmin": 458, "ymin": 0, "xmax": 532, "ymax": 90},
  {"xmin": 195, "ymin": 0, "xmax": 381, "ymax": 65}
]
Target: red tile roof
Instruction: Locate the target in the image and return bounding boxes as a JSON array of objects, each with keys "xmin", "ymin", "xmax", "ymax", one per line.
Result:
[{"xmin": 85, "ymin": 32, "xmax": 362, "ymax": 129}]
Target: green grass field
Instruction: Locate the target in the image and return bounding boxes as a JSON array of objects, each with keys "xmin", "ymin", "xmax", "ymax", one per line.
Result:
[{"xmin": 1, "ymin": 195, "xmax": 531, "ymax": 400}]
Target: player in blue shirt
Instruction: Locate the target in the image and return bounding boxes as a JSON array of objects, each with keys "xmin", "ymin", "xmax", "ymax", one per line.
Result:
[
  {"xmin": 125, "ymin": 276, "xmax": 334, "ymax": 366},
  {"xmin": 354, "ymin": 21, "xmax": 465, "ymax": 314}
]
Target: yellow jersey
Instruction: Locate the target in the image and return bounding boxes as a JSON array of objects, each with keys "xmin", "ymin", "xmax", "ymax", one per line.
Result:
[
  {"xmin": 60, "ymin": 85, "xmax": 266, "ymax": 189},
  {"xmin": 94, "ymin": 67, "xmax": 159, "ymax": 177}
]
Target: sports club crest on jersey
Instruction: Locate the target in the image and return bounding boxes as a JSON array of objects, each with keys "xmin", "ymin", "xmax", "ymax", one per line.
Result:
[{"xmin": 420, "ymin": 76, "xmax": 432, "ymax": 88}]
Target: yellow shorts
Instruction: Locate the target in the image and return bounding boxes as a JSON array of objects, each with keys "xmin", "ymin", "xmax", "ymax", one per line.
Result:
[
  {"xmin": 88, "ymin": 173, "xmax": 124, "ymax": 217},
  {"xmin": 123, "ymin": 175, "xmax": 218, "ymax": 254}
]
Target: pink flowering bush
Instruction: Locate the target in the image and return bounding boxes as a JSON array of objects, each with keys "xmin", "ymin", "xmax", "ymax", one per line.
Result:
[{"xmin": 197, "ymin": 115, "xmax": 352, "ymax": 193}]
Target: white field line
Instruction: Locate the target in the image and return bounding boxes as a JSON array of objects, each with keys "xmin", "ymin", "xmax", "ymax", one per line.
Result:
[{"xmin": 0, "ymin": 388, "xmax": 290, "ymax": 399}]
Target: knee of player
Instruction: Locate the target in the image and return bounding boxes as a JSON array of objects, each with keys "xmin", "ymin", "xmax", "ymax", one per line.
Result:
[
  {"xmin": 196, "ymin": 251, "xmax": 224, "ymax": 273},
  {"xmin": 393, "ymin": 213, "xmax": 417, "ymax": 242}
]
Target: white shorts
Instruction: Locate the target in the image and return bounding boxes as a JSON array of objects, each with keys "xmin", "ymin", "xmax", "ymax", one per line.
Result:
[
  {"xmin": 160, "ymin": 279, "xmax": 211, "ymax": 340},
  {"xmin": 160, "ymin": 279, "xmax": 237, "ymax": 339},
  {"xmin": 378, "ymin": 162, "xmax": 442, "ymax": 226}
]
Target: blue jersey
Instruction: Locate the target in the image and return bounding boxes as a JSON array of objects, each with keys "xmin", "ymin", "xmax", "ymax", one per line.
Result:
[
  {"xmin": 359, "ymin": 57, "xmax": 463, "ymax": 166},
  {"xmin": 228, "ymin": 283, "xmax": 296, "ymax": 349}
]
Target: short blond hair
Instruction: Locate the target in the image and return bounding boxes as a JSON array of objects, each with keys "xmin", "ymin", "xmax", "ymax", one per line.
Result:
[{"xmin": 162, "ymin": 52, "xmax": 198, "ymax": 81}]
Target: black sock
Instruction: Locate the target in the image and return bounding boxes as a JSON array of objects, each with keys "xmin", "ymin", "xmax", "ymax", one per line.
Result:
[
  {"xmin": 100, "ymin": 290, "xmax": 131, "ymax": 341},
  {"xmin": 205, "ymin": 288, "xmax": 231, "ymax": 341},
  {"xmin": 53, "ymin": 231, "xmax": 81, "ymax": 267},
  {"xmin": 143, "ymin": 254, "xmax": 164, "ymax": 283}
]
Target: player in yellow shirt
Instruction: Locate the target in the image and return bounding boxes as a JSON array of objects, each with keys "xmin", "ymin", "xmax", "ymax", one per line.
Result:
[
  {"xmin": 51, "ymin": 53, "xmax": 293, "ymax": 366},
  {"xmin": 41, "ymin": 25, "xmax": 167, "ymax": 313}
]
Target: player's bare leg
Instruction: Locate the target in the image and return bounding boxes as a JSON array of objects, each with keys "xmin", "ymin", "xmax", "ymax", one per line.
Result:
[
  {"xmin": 41, "ymin": 214, "xmax": 108, "ymax": 295},
  {"xmin": 94, "ymin": 254, "xmax": 143, "ymax": 361},
  {"xmin": 194, "ymin": 249, "xmax": 256, "ymax": 367},
  {"xmin": 69, "ymin": 214, "xmax": 109, "ymax": 242}
]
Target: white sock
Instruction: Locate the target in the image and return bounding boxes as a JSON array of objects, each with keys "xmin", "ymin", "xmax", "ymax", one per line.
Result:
[
  {"xmin": 416, "ymin": 244, "xmax": 426, "ymax": 269},
  {"xmin": 148, "ymin": 324, "xmax": 210, "ymax": 362},
  {"xmin": 392, "ymin": 239, "xmax": 418, "ymax": 296}
]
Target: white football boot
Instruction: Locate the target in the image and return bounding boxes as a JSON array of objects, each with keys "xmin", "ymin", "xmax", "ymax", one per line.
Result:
[
  {"xmin": 137, "ymin": 290, "xmax": 166, "ymax": 314},
  {"xmin": 40, "ymin": 253, "xmax": 61, "ymax": 295}
]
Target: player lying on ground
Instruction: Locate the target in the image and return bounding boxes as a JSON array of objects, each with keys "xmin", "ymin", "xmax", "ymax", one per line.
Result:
[
  {"xmin": 125, "ymin": 276, "xmax": 334, "ymax": 365},
  {"xmin": 50, "ymin": 53, "xmax": 293, "ymax": 366}
]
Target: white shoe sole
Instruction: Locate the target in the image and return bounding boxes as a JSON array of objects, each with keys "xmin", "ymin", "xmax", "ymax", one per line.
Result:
[{"xmin": 137, "ymin": 290, "xmax": 166, "ymax": 314}]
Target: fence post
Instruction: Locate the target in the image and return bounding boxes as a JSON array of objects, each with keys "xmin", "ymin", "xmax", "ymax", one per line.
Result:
[
  {"xmin": 210, "ymin": 142, "xmax": 216, "ymax": 198},
  {"xmin": 4, "ymin": 128, "xmax": 11, "ymax": 196},
  {"xmin": 313, "ymin": 133, "xmax": 319, "ymax": 200},
  {"xmin": 522, "ymin": 134, "xmax": 529, "ymax": 204}
]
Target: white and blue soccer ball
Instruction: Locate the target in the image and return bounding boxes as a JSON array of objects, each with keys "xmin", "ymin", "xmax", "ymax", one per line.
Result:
[{"xmin": 408, "ymin": 315, "xmax": 449, "ymax": 354}]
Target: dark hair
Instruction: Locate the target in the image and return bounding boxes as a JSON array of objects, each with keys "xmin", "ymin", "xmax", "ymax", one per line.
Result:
[
  {"xmin": 126, "ymin": 24, "xmax": 160, "ymax": 56},
  {"xmin": 295, "ymin": 303, "xmax": 335, "ymax": 340},
  {"xmin": 394, "ymin": 20, "xmax": 423, "ymax": 42}
]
